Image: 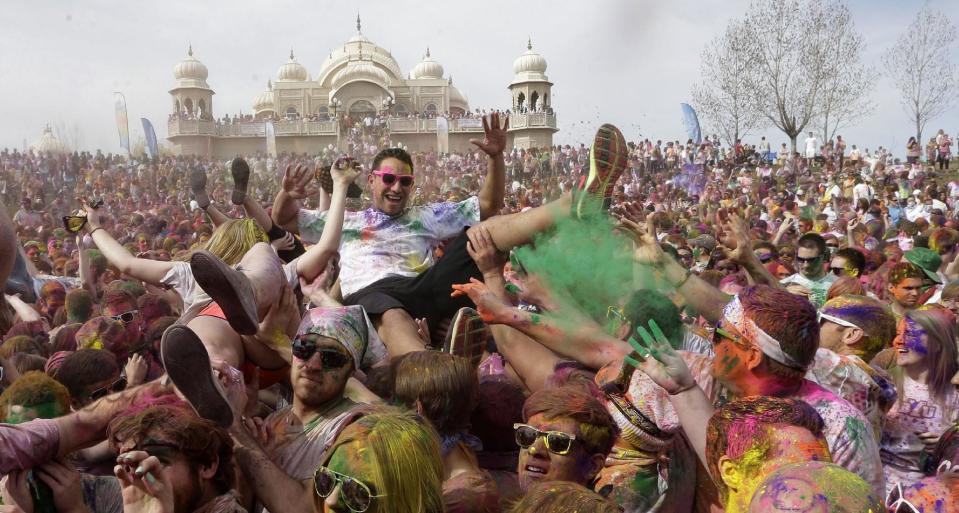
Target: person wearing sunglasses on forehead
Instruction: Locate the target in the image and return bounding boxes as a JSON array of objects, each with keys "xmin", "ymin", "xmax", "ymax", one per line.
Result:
[
  {"xmin": 515, "ymin": 384, "xmax": 617, "ymax": 494},
  {"xmin": 229, "ymin": 305, "xmax": 380, "ymax": 513},
  {"xmin": 808, "ymin": 295, "xmax": 897, "ymax": 440}
]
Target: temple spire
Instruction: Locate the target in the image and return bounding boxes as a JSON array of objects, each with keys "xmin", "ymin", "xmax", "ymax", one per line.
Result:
[
  {"xmin": 356, "ymin": 13, "xmax": 362, "ymax": 33},
  {"xmin": 188, "ymin": 44, "xmax": 193, "ymax": 57},
  {"xmin": 527, "ymin": 37, "xmax": 532, "ymax": 50}
]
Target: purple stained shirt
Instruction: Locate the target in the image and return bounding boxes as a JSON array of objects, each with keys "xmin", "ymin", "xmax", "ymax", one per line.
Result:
[
  {"xmin": 0, "ymin": 418, "xmax": 60, "ymax": 474},
  {"xmin": 298, "ymin": 196, "xmax": 480, "ymax": 297}
]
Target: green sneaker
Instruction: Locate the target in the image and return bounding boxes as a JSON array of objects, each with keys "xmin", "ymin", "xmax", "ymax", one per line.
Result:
[{"xmin": 575, "ymin": 123, "xmax": 628, "ymax": 218}]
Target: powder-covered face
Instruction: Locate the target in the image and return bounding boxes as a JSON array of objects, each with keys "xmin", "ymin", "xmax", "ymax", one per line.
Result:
[
  {"xmin": 888, "ymin": 277, "xmax": 924, "ymax": 308},
  {"xmin": 4, "ymin": 401, "xmax": 65, "ymax": 424},
  {"xmin": 517, "ymin": 414, "xmax": 595, "ymax": 492},
  {"xmin": 727, "ymin": 425, "xmax": 831, "ymax": 513},
  {"xmin": 320, "ymin": 440, "xmax": 379, "ymax": 513},
  {"xmin": 290, "ymin": 334, "xmax": 353, "ymax": 409},
  {"xmin": 893, "ymin": 317, "xmax": 928, "ymax": 368}
]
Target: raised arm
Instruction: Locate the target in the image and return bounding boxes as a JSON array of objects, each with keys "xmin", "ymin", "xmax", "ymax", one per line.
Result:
[
  {"xmin": 0, "ymin": 198, "xmax": 15, "ymax": 288},
  {"xmin": 231, "ymin": 425, "xmax": 314, "ymax": 513},
  {"xmin": 295, "ymin": 160, "xmax": 358, "ymax": 282},
  {"xmin": 724, "ymin": 214, "xmax": 781, "ymax": 288},
  {"xmin": 624, "ymin": 218, "xmax": 731, "ymax": 324},
  {"xmin": 464, "ymin": 226, "xmax": 562, "ymax": 392},
  {"xmin": 470, "ymin": 113, "xmax": 508, "ymax": 220},
  {"xmin": 452, "ymin": 277, "xmax": 631, "ymax": 371},
  {"xmin": 82, "ymin": 203, "xmax": 174, "ymax": 287},
  {"xmin": 77, "ymin": 235, "xmax": 97, "ymax": 296},
  {"xmin": 271, "ymin": 164, "xmax": 314, "ymax": 234}
]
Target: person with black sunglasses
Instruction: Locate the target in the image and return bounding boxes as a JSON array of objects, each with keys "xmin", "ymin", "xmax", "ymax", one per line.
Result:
[
  {"xmin": 779, "ymin": 233, "xmax": 836, "ymax": 308},
  {"xmin": 224, "ymin": 305, "xmax": 378, "ymax": 513}
]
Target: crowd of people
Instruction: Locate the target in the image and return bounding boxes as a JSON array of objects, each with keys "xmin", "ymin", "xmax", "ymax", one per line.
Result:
[{"xmin": 1, "ymin": 116, "xmax": 959, "ymax": 513}]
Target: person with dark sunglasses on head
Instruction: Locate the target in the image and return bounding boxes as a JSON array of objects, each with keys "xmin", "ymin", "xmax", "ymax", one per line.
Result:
[{"xmin": 227, "ymin": 305, "xmax": 378, "ymax": 513}]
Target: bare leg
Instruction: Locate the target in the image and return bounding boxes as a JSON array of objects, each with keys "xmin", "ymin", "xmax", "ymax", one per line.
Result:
[
  {"xmin": 237, "ymin": 242, "xmax": 283, "ymax": 318},
  {"xmin": 187, "ymin": 316, "xmax": 245, "ymax": 369},
  {"xmin": 479, "ymin": 194, "xmax": 571, "ymax": 251},
  {"xmin": 243, "ymin": 196, "xmax": 274, "ymax": 234},
  {"xmin": 203, "ymin": 205, "xmax": 232, "ymax": 227},
  {"xmin": 374, "ymin": 308, "xmax": 427, "ymax": 359},
  {"xmin": 190, "ymin": 242, "xmax": 283, "ymax": 335}
]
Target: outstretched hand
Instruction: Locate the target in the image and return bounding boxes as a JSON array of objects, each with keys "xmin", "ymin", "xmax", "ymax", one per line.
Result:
[
  {"xmin": 80, "ymin": 199, "xmax": 103, "ymax": 231},
  {"xmin": 722, "ymin": 214, "xmax": 754, "ymax": 265},
  {"xmin": 282, "ymin": 164, "xmax": 316, "ymax": 200},
  {"xmin": 617, "ymin": 217, "xmax": 668, "ymax": 267},
  {"xmin": 625, "ymin": 320, "xmax": 696, "ymax": 395},
  {"xmin": 469, "ymin": 112, "xmax": 509, "ymax": 156},
  {"xmin": 451, "ymin": 277, "xmax": 514, "ymax": 325}
]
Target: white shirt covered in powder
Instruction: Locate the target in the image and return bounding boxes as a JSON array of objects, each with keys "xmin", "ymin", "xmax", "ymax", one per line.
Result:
[{"xmin": 297, "ymin": 197, "xmax": 480, "ymax": 297}]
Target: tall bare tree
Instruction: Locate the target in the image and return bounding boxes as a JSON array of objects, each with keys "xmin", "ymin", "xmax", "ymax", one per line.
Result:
[
  {"xmin": 816, "ymin": 4, "xmax": 874, "ymax": 142},
  {"xmin": 692, "ymin": 20, "xmax": 766, "ymax": 145},
  {"xmin": 884, "ymin": 5, "xmax": 958, "ymax": 145},
  {"xmin": 720, "ymin": 0, "xmax": 867, "ymax": 152}
]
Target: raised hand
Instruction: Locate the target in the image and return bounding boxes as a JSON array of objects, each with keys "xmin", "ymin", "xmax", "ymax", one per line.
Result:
[
  {"xmin": 451, "ymin": 277, "xmax": 515, "ymax": 325},
  {"xmin": 466, "ymin": 225, "xmax": 507, "ymax": 277},
  {"xmin": 469, "ymin": 112, "xmax": 509, "ymax": 156},
  {"xmin": 723, "ymin": 214, "xmax": 754, "ymax": 265},
  {"xmin": 281, "ymin": 164, "xmax": 316, "ymax": 200},
  {"xmin": 115, "ymin": 450, "xmax": 175, "ymax": 513},
  {"xmin": 80, "ymin": 199, "xmax": 103, "ymax": 231},
  {"xmin": 270, "ymin": 232, "xmax": 296, "ymax": 252},
  {"xmin": 618, "ymin": 217, "xmax": 668, "ymax": 268},
  {"xmin": 124, "ymin": 353, "xmax": 149, "ymax": 387},
  {"xmin": 626, "ymin": 320, "xmax": 696, "ymax": 395},
  {"xmin": 330, "ymin": 157, "xmax": 361, "ymax": 186}
]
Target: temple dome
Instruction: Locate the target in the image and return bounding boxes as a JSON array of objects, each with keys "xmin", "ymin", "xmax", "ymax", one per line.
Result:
[
  {"xmin": 173, "ymin": 46, "xmax": 211, "ymax": 88},
  {"xmin": 277, "ymin": 50, "xmax": 308, "ymax": 81},
  {"xmin": 512, "ymin": 38, "xmax": 548, "ymax": 75},
  {"xmin": 411, "ymin": 48, "xmax": 444, "ymax": 79}
]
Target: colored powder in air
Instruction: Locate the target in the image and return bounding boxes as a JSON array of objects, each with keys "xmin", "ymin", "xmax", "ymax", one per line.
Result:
[{"xmin": 513, "ymin": 200, "xmax": 661, "ymax": 325}]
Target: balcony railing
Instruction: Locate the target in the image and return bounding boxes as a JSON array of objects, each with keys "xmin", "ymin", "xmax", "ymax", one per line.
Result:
[
  {"xmin": 168, "ymin": 114, "xmax": 556, "ymax": 138},
  {"xmin": 507, "ymin": 113, "xmax": 557, "ymax": 130}
]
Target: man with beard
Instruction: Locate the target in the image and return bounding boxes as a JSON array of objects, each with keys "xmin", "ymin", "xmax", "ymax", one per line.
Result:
[
  {"xmin": 228, "ymin": 305, "xmax": 374, "ymax": 513},
  {"xmin": 109, "ymin": 403, "xmax": 244, "ymax": 513}
]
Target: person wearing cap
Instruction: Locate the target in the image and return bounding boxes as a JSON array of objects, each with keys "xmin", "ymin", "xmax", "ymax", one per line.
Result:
[
  {"xmin": 229, "ymin": 305, "xmax": 377, "ymax": 513},
  {"xmin": 808, "ymin": 295, "xmax": 898, "ymax": 438}
]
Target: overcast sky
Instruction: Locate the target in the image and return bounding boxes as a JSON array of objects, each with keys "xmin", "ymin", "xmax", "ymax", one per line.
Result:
[{"xmin": 2, "ymin": 0, "xmax": 958, "ymax": 155}]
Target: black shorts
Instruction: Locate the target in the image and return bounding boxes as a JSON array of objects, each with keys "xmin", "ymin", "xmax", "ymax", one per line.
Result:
[{"xmin": 343, "ymin": 229, "xmax": 482, "ymax": 342}]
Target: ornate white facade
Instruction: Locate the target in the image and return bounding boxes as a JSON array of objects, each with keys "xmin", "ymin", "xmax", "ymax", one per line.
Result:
[{"xmin": 167, "ymin": 17, "xmax": 557, "ymax": 157}]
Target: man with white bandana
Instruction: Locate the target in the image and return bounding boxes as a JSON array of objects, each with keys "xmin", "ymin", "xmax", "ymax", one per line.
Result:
[{"xmin": 600, "ymin": 239, "xmax": 886, "ymax": 502}]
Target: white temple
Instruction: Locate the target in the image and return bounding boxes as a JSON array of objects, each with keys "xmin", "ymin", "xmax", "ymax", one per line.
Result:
[{"xmin": 167, "ymin": 16, "xmax": 557, "ymax": 157}]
